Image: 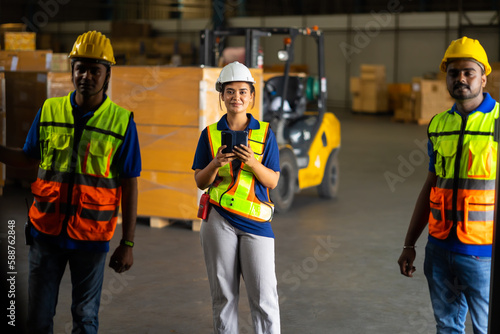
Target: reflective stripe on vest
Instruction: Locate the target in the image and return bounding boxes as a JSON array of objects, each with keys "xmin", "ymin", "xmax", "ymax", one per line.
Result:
[
  {"xmin": 207, "ymin": 121, "xmax": 274, "ymax": 222},
  {"xmin": 428, "ymin": 103, "xmax": 499, "ymax": 245},
  {"xmin": 29, "ymin": 92, "xmax": 131, "ymax": 242}
]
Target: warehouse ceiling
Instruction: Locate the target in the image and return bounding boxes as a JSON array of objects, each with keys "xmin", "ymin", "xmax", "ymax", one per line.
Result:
[{"xmin": 0, "ymin": 0, "xmax": 498, "ymax": 25}]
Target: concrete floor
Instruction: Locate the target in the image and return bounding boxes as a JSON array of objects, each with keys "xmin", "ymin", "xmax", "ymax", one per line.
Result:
[{"xmin": 0, "ymin": 109, "xmax": 475, "ymax": 333}]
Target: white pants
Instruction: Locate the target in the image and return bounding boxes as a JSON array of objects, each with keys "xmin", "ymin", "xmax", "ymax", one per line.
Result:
[{"xmin": 200, "ymin": 209, "xmax": 281, "ymax": 334}]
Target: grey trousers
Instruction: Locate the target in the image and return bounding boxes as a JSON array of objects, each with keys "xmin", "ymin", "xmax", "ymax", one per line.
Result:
[{"xmin": 200, "ymin": 208, "xmax": 281, "ymax": 334}]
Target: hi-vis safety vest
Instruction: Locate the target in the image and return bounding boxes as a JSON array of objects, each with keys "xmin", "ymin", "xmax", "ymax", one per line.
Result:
[
  {"xmin": 207, "ymin": 121, "xmax": 274, "ymax": 222},
  {"xmin": 29, "ymin": 92, "xmax": 131, "ymax": 242},
  {"xmin": 428, "ymin": 103, "xmax": 500, "ymax": 245}
]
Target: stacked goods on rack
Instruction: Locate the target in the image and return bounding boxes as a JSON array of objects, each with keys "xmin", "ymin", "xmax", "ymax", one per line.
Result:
[{"xmin": 350, "ymin": 64, "xmax": 388, "ymax": 113}]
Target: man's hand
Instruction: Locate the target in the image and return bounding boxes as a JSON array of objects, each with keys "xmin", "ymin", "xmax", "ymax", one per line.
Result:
[
  {"xmin": 109, "ymin": 244, "xmax": 133, "ymax": 273},
  {"xmin": 398, "ymin": 248, "xmax": 417, "ymax": 277}
]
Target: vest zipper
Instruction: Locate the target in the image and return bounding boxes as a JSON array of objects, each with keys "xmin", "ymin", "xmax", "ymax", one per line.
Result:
[
  {"xmin": 218, "ymin": 161, "xmax": 241, "ymax": 208},
  {"xmin": 61, "ymin": 112, "xmax": 89, "ymax": 236},
  {"xmin": 452, "ymin": 113, "xmax": 468, "ymax": 227}
]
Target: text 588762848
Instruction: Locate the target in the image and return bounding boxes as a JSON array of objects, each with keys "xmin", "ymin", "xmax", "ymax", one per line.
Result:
[{"xmin": 6, "ymin": 219, "xmax": 16, "ymax": 327}]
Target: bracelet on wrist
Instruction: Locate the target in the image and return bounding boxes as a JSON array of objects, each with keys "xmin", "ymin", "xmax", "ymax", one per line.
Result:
[
  {"xmin": 120, "ymin": 239, "xmax": 134, "ymax": 248},
  {"xmin": 403, "ymin": 245, "xmax": 416, "ymax": 249}
]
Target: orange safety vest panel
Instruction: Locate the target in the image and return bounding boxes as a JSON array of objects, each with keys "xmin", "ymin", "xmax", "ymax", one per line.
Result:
[
  {"xmin": 29, "ymin": 93, "xmax": 131, "ymax": 242},
  {"xmin": 206, "ymin": 121, "xmax": 274, "ymax": 222},
  {"xmin": 428, "ymin": 104, "xmax": 499, "ymax": 245}
]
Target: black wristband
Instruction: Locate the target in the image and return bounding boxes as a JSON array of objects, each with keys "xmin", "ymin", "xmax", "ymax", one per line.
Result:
[{"xmin": 120, "ymin": 239, "xmax": 134, "ymax": 248}]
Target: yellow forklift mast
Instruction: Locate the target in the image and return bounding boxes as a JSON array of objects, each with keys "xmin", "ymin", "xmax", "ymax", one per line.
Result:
[{"xmin": 200, "ymin": 27, "xmax": 341, "ymax": 212}]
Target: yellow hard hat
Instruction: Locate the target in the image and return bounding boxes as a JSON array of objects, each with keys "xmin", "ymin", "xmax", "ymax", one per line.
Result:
[
  {"xmin": 69, "ymin": 31, "xmax": 116, "ymax": 65},
  {"xmin": 440, "ymin": 36, "xmax": 490, "ymax": 75}
]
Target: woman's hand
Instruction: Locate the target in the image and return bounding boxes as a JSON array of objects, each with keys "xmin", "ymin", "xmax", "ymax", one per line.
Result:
[
  {"xmin": 233, "ymin": 144, "xmax": 257, "ymax": 168},
  {"xmin": 213, "ymin": 145, "xmax": 236, "ymax": 168},
  {"xmin": 233, "ymin": 144, "xmax": 280, "ymax": 189},
  {"xmin": 195, "ymin": 145, "xmax": 236, "ymax": 190}
]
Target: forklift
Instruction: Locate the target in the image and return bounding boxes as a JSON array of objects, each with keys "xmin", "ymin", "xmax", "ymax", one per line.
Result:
[{"xmin": 199, "ymin": 27, "xmax": 341, "ymax": 213}]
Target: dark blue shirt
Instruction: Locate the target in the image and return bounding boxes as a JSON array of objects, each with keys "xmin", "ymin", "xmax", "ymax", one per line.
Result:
[
  {"xmin": 23, "ymin": 91, "xmax": 142, "ymax": 252},
  {"xmin": 427, "ymin": 92, "xmax": 496, "ymax": 257},
  {"xmin": 192, "ymin": 114, "xmax": 280, "ymax": 238}
]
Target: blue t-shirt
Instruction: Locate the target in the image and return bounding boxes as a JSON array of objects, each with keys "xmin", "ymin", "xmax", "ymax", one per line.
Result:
[
  {"xmin": 427, "ymin": 92, "xmax": 495, "ymax": 257},
  {"xmin": 192, "ymin": 113, "xmax": 280, "ymax": 238},
  {"xmin": 23, "ymin": 91, "xmax": 142, "ymax": 252}
]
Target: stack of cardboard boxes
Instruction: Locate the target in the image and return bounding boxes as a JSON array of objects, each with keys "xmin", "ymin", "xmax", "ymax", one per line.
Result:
[
  {"xmin": 0, "ymin": 24, "xmax": 53, "ymax": 72},
  {"xmin": 4, "ymin": 72, "xmax": 49, "ymax": 184},
  {"xmin": 392, "ymin": 76, "xmax": 454, "ymax": 124},
  {"xmin": 388, "ymin": 83, "xmax": 413, "ymax": 122},
  {"xmin": 350, "ymin": 64, "xmax": 388, "ymax": 113},
  {"xmin": 411, "ymin": 77, "xmax": 454, "ymax": 124},
  {"xmin": 0, "ymin": 24, "xmax": 72, "ymax": 186},
  {"xmin": 485, "ymin": 62, "xmax": 500, "ymax": 101},
  {"xmin": 111, "ymin": 22, "xmax": 195, "ymax": 66},
  {"xmin": 4, "ymin": 32, "xmax": 36, "ymax": 50}
]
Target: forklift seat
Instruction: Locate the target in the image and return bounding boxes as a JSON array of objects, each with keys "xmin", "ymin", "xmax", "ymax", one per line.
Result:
[{"xmin": 264, "ymin": 76, "xmax": 307, "ymax": 119}]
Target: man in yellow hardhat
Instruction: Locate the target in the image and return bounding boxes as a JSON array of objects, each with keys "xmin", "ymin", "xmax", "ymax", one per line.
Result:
[
  {"xmin": 0, "ymin": 31, "xmax": 141, "ymax": 333},
  {"xmin": 398, "ymin": 36, "xmax": 495, "ymax": 334}
]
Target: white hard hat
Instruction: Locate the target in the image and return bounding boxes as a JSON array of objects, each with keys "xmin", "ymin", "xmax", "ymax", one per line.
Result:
[{"xmin": 215, "ymin": 61, "xmax": 256, "ymax": 92}]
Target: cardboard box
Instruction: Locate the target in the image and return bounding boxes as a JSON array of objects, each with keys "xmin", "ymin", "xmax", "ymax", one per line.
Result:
[
  {"xmin": 0, "ymin": 23, "xmax": 26, "ymax": 50},
  {"xmin": 50, "ymin": 53, "xmax": 70, "ymax": 72},
  {"xmin": 351, "ymin": 64, "xmax": 388, "ymax": 112},
  {"xmin": 350, "ymin": 77, "xmax": 362, "ymax": 110},
  {"xmin": 485, "ymin": 62, "xmax": 500, "ymax": 101},
  {"xmin": 0, "ymin": 50, "xmax": 52, "ymax": 71},
  {"xmin": 4, "ymin": 32, "xmax": 36, "ymax": 50},
  {"xmin": 5, "ymin": 71, "xmax": 47, "ymax": 109},
  {"xmin": 137, "ymin": 171, "xmax": 199, "ymax": 221},
  {"xmin": 412, "ymin": 77, "xmax": 454, "ymax": 122},
  {"xmin": 4, "ymin": 71, "xmax": 47, "ymax": 182},
  {"xmin": 350, "ymin": 77, "xmax": 361, "ymax": 93},
  {"xmin": 0, "ymin": 111, "xmax": 5, "ymax": 192},
  {"xmin": 0, "ymin": 72, "xmax": 5, "ymax": 191},
  {"xmin": 351, "ymin": 76, "xmax": 388, "ymax": 112},
  {"xmin": 360, "ymin": 64, "xmax": 386, "ymax": 81},
  {"xmin": 47, "ymin": 72, "xmax": 73, "ymax": 98},
  {"xmin": 0, "ymin": 72, "xmax": 4, "ymax": 111},
  {"xmin": 388, "ymin": 83, "xmax": 412, "ymax": 111},
  {"xmin": 393, "ymin": 92, "xmax": 414, "ymax": 122}
]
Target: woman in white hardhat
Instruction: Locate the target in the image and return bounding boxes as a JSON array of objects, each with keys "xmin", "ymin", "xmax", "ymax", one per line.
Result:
[{"xmin": 192, "ymin": 61, "xmax": 281, "ymax": 333}]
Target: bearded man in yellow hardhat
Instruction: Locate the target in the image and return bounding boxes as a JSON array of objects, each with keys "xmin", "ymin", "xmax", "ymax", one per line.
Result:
[
  {"xmin": 0, "ymin": 31, "xmax": 141, "ymax": 333},
  {"xmin": 398, "ymin": 36, "xmax": 495, "ymax": 334}
]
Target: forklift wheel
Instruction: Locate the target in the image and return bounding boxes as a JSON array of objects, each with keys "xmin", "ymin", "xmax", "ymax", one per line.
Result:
[
  {"xmin": 317, "ymin": 149, "xmax": 339, "ymax": 199},
  {"xmin": 271, "ymin": 149, "xmax": 297, "ymax": 213}
]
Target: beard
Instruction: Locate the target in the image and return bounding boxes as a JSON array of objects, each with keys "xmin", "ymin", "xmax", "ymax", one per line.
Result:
[{"xmin": 449, "ymin": 83, "xmax": 481, "ymax": 101}]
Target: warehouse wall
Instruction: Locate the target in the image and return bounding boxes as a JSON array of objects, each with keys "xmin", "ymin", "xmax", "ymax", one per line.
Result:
[{"xmin": 40, "ymin": 10, "xmax": 500, "ymax": 108}]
